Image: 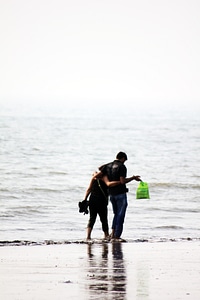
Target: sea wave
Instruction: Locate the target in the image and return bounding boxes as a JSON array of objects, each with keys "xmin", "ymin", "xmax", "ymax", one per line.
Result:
[
  {"xmin": 147, "ymin": 207, "xmax": 200, "ymax": 213},
  {"xmin": 149, "ymin": 182, "xmax": 200, "ymax": 189},
  {"xmin": 154, "ymin": 225, "xmax": 183, "ymax": 230},
  {"xmin": 0, "ymin": 206, "xmax": 49, "ymax": 217}
]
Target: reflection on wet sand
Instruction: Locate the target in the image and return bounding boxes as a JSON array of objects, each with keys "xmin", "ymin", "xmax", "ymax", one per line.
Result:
[
  {"xmin": 136, "ymin": 260, "xmax": 149, "ymax": 299},
  {"xmin": 86, "ymin": 242, "xmax": 126, "ymax": 299},
  {"xmin": 112, "ymin": 242, "xmax": 126, "ymax": 296}
]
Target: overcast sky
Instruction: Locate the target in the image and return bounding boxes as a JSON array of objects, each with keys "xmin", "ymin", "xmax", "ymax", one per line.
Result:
[{"xmin": 0, "ymin": 0, "xmax": 200, "ymax": 108}]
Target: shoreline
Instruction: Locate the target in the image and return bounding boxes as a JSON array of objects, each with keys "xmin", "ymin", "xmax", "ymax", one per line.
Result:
[
  {"xmin": 1, "ymin": 240, "xmax": 200, "ymax": 299},
  {"xmin": 0, "ymin": 236, "xmax": 199, "ymax": 247}
]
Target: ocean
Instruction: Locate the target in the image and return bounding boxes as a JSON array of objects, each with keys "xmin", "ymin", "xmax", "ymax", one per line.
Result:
[{"xmin": 0, "ymin": 101, "xmax": 200, "ymax": 245}]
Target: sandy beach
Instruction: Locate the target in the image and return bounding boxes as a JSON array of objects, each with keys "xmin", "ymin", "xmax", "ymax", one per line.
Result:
[{"xmin": 0, "ymin": 240, "xmax": 200, "ymax": 300}]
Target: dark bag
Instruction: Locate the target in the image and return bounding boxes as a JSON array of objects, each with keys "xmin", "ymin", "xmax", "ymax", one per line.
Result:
[{"xmin": 78, "ymin": 200, "xmax": 89, "ymax": 214}]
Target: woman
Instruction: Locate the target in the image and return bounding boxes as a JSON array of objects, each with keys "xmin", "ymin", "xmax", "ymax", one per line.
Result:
[{"xmin": 84, "ymin": 172, "xmax": 120, "ymax": 241}]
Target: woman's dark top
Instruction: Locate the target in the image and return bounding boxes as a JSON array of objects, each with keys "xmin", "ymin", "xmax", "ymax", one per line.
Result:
[{"xmin": 89, "ymin": 179, "xmax": 108, "ymax": 204}]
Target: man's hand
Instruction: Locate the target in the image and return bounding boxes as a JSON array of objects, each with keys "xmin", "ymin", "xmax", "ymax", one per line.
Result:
[{"xmin": 133, "ymin": 175, "xmax": 141, "ymax": 181}]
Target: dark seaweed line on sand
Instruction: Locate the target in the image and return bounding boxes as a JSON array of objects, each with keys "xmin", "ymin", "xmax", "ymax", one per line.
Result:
[{"xmin": 0, "ymin": 237, "xmax": 199, "ymax": 247}]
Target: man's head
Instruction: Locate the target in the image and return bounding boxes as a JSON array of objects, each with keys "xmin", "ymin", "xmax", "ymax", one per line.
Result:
[{"xmin": 116, "ymin": 152, "xmax": 128, "ymax": 162}]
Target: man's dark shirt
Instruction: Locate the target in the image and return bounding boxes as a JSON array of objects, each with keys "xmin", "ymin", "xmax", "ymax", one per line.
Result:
[{"xmin": 101, "ymin": 160, "xmax": 127, "ymax": 195}]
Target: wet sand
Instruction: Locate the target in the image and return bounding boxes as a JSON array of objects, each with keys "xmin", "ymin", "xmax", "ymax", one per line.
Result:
[{"xmin": 0, "ymin": 241, "xmax": 200, "ymax": 300}]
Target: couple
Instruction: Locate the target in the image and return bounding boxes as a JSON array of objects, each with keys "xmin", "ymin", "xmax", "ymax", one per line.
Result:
[{"xmin": 84, "ymin": 152, "xmax": 141, "ymax": 241}]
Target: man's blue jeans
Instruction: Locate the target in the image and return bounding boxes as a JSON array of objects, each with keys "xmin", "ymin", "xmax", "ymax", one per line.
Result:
[{"xmin": 110, "ymin": 193, "xmax": 128, "ymax": 238}]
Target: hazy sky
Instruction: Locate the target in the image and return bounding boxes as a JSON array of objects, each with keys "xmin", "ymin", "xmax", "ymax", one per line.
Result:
[{"xmin": 0, "ymin": 0, "xmax": 200, "ymax": 107}]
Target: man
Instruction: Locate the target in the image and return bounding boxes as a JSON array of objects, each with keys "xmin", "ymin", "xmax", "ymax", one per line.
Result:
[{"xmin": 99, "ymin": 152, "xmax": 141, "ymax": 241}]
